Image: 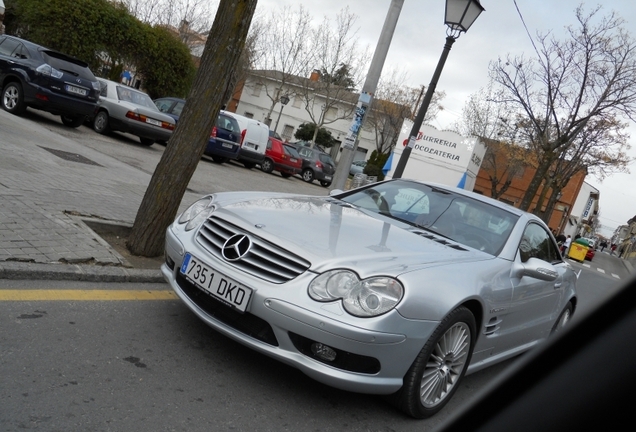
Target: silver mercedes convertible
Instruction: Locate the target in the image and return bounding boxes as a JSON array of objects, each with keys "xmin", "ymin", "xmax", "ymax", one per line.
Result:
[{"xmin": 162, "ymin": 179, "xmax": 577, "ymax": 418}]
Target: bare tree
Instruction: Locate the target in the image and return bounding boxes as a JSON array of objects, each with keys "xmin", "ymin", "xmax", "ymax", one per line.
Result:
[
  {"xmin": 489, "ymin": 6, "xmax": 636, "ymax": 215},
  {"xmin": 453, "ymin": 84, "xmax": 529, "ymax": 200},
  {"xmin": 297, "ymin": 7, "xmax": 370, "ymax": 145},
  {"xmin": 127, "ymin": 0, "xmax": 257, "ymax": 257},
  {"xmin": 116, "ymin": 0, "xmax": 218, "ymax": 49},
  {"xmin": 250, "ymin": 5, "xmax": 314, "ymax": 124},
  {"xmin": 366, "ymin": 68, "xmax": 444, "ymax": 154}
]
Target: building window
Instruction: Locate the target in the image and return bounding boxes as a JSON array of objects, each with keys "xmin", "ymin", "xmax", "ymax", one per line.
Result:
[
  {"xmin": 282, "ymin": 125, "xmax": 294, "ymax": 141},
  {"xmin": 251, "ymin": 83, "xmax": 262, "ymax": 97},
  {"xmin": 243, "ymin": 112, "xmax": 254, "ymax": 119}
]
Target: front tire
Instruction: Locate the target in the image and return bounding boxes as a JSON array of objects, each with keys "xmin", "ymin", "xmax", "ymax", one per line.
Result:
[
  {"xmin": 2, "ymin": 82, "xmax": 26, "ymax": 115},
  {"xmin": 320, "ymin": 181, "xmax": 331, "ymax": 187},
  {"xmin": 551, "ymin": 302, "xmax": 573, "ymax": 335},
  {"xmin": 140, "ymin": 137, "xmax": 155, "ymax": 146},
  {"xmin": 61, "ymin": 115, "xmax": 85, "ymax": 128},
  {"xmin": 93, "ymin": 111, "xmax": 110, "ymax": 134},
  {"xmin": 261, "ymin": 158, "xmax": 274, "ymax": 173},
  {"xmin": 302, "ymin": 169, "xmax": 314, "ymax": 183},
  {"xmin": 391, "ymin": 306, "xmax": 475, "ymax": 418}
]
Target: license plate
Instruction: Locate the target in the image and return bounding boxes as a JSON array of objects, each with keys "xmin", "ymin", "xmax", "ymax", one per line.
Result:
[
  {"xmin": 324, "ymin": 175, "xmax": 332, "ymax": 181},
  {"xmin": 180, "ymin": 253, "xmax": 252, "ymax": 312},
  {"xmin": 65, "ymin": 85, "xmax": 87, "ymax": 96},
  {"xmin": 222, "ymin": 143, "xmax": 234, "ymax": 148},
  {"xmin": 244, "ymin": 142, "xmax": 256, "ymax": 149},
  {"xmin": 290, "ymin": 158, "xmax": 298, "ymax": 163},
  {"xmin": 146, "ymin": 118, "xmax": 162, "ymax": 126}
]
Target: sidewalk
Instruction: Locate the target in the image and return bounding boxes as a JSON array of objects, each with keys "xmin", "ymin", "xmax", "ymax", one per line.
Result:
[{"xmin": 0, "ymin": 110, "xmax": 201, "ymax": 282}]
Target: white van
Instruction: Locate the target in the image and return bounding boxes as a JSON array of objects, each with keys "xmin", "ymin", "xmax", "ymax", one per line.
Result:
[{"xmin": 222, "ymin": 111, "xmax": 269, "ymax": 168}]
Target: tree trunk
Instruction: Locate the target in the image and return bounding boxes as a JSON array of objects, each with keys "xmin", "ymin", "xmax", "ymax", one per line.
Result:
[
  {"xmin": 519, "ymin": 152, "xmax": 555, "ymax": 211},
  {"xmin": 127, "ymin": 0, "xmax": 258, "ymax": 257}
]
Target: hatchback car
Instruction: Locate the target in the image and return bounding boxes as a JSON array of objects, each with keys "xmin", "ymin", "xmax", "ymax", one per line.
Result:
[
  {"xmin": 162, "ymin": 179, "xmax": 577, "ymax": 418},
  {"xmin": 0, "ymin": 35, "xmax": 100, "ymax": 127},
  {"xmin": 154, "ymin": 97, "xmax": 241, "ymax": 162},
  {"xmin": 92, "ymin": 79, "xmax": 175, "ymax": 146},
  {"xmin": 295, "ymin": 146, "xmax": 336, "ymax": 187},
  {"xmin": 261, "ymin": 138, "xmax": 302, "ymax": 177}
]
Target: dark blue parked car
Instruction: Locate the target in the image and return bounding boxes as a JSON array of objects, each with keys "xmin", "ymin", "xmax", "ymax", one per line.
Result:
[
  {"xmin": 154, "ymin": 97, "xmax": 241, "ymax": 163},
  {"xmin": 0, "ymin": 35, "xmax": 100, "ymax": 127}
]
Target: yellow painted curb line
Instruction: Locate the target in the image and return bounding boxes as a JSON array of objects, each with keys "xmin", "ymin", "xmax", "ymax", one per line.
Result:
[{"xmin": 0, "ymin": 290, "xmax": 178, "ymax": 301}]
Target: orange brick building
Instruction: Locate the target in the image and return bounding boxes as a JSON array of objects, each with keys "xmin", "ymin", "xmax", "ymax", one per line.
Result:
[{"xmin": 472, "ymin": 144, "xmax": 586, "ymax": 235}]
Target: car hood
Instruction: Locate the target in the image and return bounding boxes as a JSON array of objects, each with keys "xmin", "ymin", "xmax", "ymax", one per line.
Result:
[{"xmin": 211, "ymin": 193, "xmax": 492, "ymax": 276}]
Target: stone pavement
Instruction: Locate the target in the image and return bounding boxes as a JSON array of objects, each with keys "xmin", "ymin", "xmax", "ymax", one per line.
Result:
[{"xmin": 0, "ymin": 109, "xmax": 203, "ymax": 282}]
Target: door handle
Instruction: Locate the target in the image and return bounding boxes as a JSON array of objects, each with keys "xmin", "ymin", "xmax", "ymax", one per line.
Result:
[{"xmin": 554, "ymin": 282, "xmax": 562, "ymax": 289}]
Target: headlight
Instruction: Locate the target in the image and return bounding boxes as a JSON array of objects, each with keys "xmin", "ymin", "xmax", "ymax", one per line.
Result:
[
  {"xmin": 308, "ymin": 270, "xmax": 403, "ymax": 317},
  {"xmin": 91, "ymin": 81, "xmax": 101, "ymax": 91},
  {"xmin": 177, "ymin": 197, "xmax": 214, "ymax": 231}
]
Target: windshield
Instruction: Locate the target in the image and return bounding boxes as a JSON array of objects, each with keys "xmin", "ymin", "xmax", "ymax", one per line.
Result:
[{"xmin": 338, "ymin": 180, "xmax": 519, "ymax": 255}]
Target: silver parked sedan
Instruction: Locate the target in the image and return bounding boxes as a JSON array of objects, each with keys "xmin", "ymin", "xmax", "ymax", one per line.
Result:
[
  {"xmin": 92, "ymin": 79, "xmax": 175, "ymax": 146},
  {"xmin": 162, "ymin": 179, "xmax": 577, "ymax": 418}
]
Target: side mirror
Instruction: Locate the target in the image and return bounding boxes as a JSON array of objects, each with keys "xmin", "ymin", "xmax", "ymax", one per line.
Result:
[{"xmin": 511, "ymin": 257, "xmax": 558, "ymax": 281}]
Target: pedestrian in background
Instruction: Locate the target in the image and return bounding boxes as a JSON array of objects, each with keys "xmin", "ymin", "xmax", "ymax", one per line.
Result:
[{"xmin": 562, "ymin": 235, "xmax": 572, "ymax": 255}]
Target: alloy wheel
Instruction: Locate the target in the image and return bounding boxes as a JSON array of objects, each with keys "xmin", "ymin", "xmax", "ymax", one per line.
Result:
[{"xmin": 420, "ymin": 322, "xmax": 471, "ymax": 408}]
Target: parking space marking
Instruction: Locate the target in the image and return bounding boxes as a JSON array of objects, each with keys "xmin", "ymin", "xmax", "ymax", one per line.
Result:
[
  {"xmin": 597, "ymin": 268, "xmax": 605, "ymax": 274},
  {"xmin": 582, "ymin": 264, "xmax": 591, "ymax": 268},
  {"xmin": 0, "ymin": 290, "xmax": 178, "ymax": 301}
]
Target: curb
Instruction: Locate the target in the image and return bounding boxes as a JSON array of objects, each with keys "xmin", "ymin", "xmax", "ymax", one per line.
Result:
[{"xmin": 0, "ymin": 262, "xmax": 165, "ymax": 283}]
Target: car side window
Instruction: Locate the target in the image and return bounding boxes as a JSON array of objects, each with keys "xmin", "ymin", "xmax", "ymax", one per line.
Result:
[
  {"xmin": 173, "ymin": 102, "xmax": 185, "ymax": 116},
  {"xmin": 519, "ymin": 223, "xmax": 561, "ymax": 263},
  {"xmin": 97, "ymin": 80, "xmax": 108, "ymax": 97},
  {"xmin": 0, "ymin": 38, "xmax": 21, "ymax": 57}
]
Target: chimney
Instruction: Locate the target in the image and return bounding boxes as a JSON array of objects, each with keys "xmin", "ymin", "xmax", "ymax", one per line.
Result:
[{"xmin": 309, "ymin": 69, "xmax": 321, "ymax": 82}]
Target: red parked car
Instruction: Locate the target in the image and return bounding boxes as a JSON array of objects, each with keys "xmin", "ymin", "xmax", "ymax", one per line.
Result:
[{"xmin": 261, "ymin": 138, "xmax": 302, "ymax": 178}]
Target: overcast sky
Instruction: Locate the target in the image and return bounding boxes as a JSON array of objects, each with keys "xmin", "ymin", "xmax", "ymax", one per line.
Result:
[{"xmin": 252, "ymin": 0, "xmax": 636, "ymax": 237}]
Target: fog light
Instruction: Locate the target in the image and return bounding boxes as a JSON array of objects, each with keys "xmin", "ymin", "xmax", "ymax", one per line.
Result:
[
  {"xmin": 311, "ymin": 343, "xmax": 337, "ymax": 362},
  {"xmin": 165, "ymin": 252, "xmax": 175, "ymax": 270}
]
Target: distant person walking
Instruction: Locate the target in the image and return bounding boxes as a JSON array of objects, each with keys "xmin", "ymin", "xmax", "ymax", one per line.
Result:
[
  {"xmin": 561, "ymin": 235, "xmax": 572, "ymax": 255},
  {"xmin": 610, "ymin": 244, "xmax": 617, "ymax": 255},
  {"xmin": 600, "ymin": 240, "xmax": 608, "ymax": 252}
]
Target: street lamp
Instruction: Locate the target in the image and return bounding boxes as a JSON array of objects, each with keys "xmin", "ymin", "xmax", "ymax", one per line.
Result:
[
  {"xmin": 273, "ymin": 94, "xmax": 290, "ymax": 135},
  {"xmin": 392, "ymin": 0, "xmax": 484, "ymax": 179},
  {"xmin": 0, "ymin": 0, "xmax": 5, "ymax": 35}
]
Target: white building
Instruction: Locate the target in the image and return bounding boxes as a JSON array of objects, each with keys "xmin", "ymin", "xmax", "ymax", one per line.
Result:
[
  {"xmin": 232, "ymin": 70, "xmax": 389, "ymax": 163},
  {"xmin": 562, "ymin": 181, "xmax": 600, "ymax": 238}
]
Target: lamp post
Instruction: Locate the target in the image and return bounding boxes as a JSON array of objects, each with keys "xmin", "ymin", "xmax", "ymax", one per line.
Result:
[
  {"xmin": 0, "ymin": 0, "xmax": 5, "ymax": 35},
  {"xmin": 273, "ymin": 94, "xmax": 290, "ymax": 135},
  {"xmin": 392, "ymin": 0, "xmax": 484, "ymax": 179}
]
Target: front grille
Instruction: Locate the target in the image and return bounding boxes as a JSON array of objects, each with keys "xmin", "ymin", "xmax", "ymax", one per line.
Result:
[
  {"xmin": 176, "ymin": 273, "xmax": 278, "ymax": 346},
  {"xmin": 196, "ymin": 216, "xmax": 311, "ymax": 284},
  {"xmin": 289, "ymin": 332, "xmax": 381, "ymax": 374}
]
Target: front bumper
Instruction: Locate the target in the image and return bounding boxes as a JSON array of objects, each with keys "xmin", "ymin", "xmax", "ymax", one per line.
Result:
[{"xmin": 163, "ymin": 223, "xmax": 438, "ymax": 394}]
